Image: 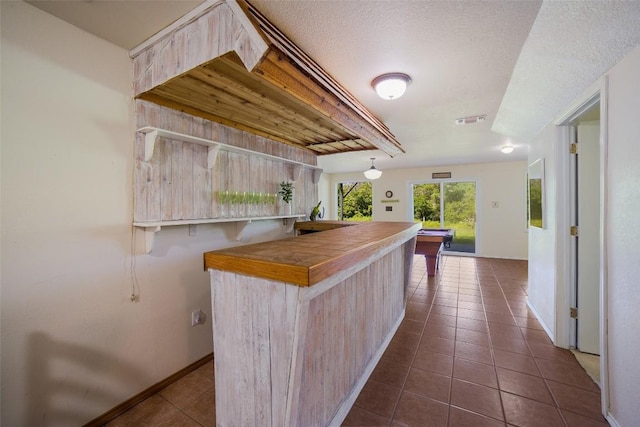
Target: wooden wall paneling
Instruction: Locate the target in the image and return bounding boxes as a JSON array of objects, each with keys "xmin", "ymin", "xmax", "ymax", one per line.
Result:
[
  {"xmin": 210, "ymin": 271, "xmax": 236, "ymax": 421},
  {"xmin": 133, "ymin": 101, "xmax": 318, "ymax": 224},
  {"xmin": 227, "ymin": 150, "xmax": 239, "ymax": 194},
  {"xmin": 218, "ymin": 4, "xmax": 237, "ymax": 62},
  {"xmin": 330, "ymin": 282, "xmax": 347, "ymax": 419},
  {"xmin": 256, "ymin": 280, "xmax": 274, "ymax": 425},
  {"xmin": 188, "ymin": 114, "xmax": 208, "ymax": 141},
  {"xmin": 250, "ymin": 278, "xmax": 272, "ymax": 425},
  {"xmin": 209, "ymin": 240, "xmax": 413, "ymax": 426},
  {"xmin": 134, "ymin": 134, "xmax": 148, "ymax": 222},
  {"xmin": 188, "ymin": 115, "xmax": 210, "ymax": 219},
  {"xmin": 158, "ymin": 139, "xmax": 172, "ymax": 221},
  {"xmin": 132, "ymin": 42, "xmax": 154, "ymax": 96},
  {"xmin": 170, "ymin": 140, "xmax": 184, "ymax": 220},
  {"xmin": 283, "ymin": 293, "xmax": 309, "ymax": 427},
  {"xmin": 307, "ymin": 168, "xmax": 314, "ymax": 216},
  {"xmin": 240, "ymin": 128, "xmax": 252, "ymax": 150},
  {"xmin": 153, "ymin": 40, "xmax": 172, "ymax": 92},
  {"xmin": 204, "ymin": 7, "xmax": 222, "ymax": 66},
  {"xmin": 183, "ymin": 13, "xmax": 213, "ymax": 73},
  {"xmin": 312, "ymin": 290, "xmax": 328, "ymax": 425},
  {"xmin": 344, "ymin": 275, "xmax": 358, "ymax": 393},
  {"xmin": 326, "ymin": 283, "xmax": 344, "ymax": 422},
  {"xmin": 227, "ymin": 2, "xmax": 269, "ymax": 70},
  {"xmin": 237, "ymin": 276, "xmax": 257, "ymax": 426},
  {"xmin": 297, "ymin": 168, "xmax": 305, "ymax": 216},
  {"xmin": 215, "ymin": 149, "xmax": 228, "ymax": 218},
  {"xmin": 365, "ymin": 265, "xmax": 376, "ymax": 363},
  {"xmin": 353, "ymin": 270, "xmax": 366, "ymax": 385},
  {"xmin": 257, "ymin": 156, "xmax": 267, "ymax": 196},
  {"xmin": 239, "ymin": 151, "xmax": 250, "ymax": 195},
  {"xmin": 268, "ymin": 282, "xmax": 299, "ymax": 426},
  {"xmin": 182, "ymin": 15, "xmax": 202, "ymax": 72},
  {"xmin": 181, "ymin": 141, "xmax": 195, "ymax": 219},
  {"xmin": 271, "ymin": 157, "xmax": 280, "ymax": 215},
  {"xmin": 304, "ymin": 278, "xmax": 330, "ymax": 424}
]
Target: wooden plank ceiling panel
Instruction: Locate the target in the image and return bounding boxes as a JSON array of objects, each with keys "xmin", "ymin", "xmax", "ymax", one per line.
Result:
[{"xmin": 134, "ymin": 0, "xmax": 405, "ymax": 156}]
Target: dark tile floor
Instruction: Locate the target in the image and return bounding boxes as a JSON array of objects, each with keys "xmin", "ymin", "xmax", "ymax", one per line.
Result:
[
  {"xmin": 106, "ymin": 255, "xmax": 608, "ymax": 427},
  {"xmin": 343, "ymin": 255, "xmax": 608, "ymax": 427}
]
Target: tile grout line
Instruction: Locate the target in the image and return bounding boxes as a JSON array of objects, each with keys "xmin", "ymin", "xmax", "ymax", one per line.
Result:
[{"xmin": 387, "ymin": 257, "xmax": 440, "ymax": 426}]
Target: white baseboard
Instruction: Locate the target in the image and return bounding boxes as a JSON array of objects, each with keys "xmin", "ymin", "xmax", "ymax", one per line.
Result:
[
  {"xmin": 606, "ymin": 412, "xmax": 620, "ymax": 427},
  {"xmin": 526, "ymin": 300, "xmax": 555, "ymax": 343}
]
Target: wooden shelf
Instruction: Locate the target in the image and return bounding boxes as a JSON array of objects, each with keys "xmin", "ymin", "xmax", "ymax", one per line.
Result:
[
  {"xmin": 137, "ymin": 126, "xmax": 323, "ymax": 183},
  {"xmin": 134, "ymin": 215, "xmax": 305, "ymax": 253}
]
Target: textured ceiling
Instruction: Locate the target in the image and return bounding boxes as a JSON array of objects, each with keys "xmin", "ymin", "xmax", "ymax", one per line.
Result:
[
  {"xmin": 493, "ymin": 0, "xmax": 640, "ymax": 140},
  {"xmin": 249, "ymin": 0, "xmax": 541, "ymax": 173},
  {"xmin": 25, "ymin": 0, "xmax": 640, "ymax": 174}
]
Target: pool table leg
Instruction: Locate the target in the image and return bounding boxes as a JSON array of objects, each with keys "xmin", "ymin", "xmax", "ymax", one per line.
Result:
[{"xmin": 424, "ymin": 243, "xmax": 443, "ymax": 276}]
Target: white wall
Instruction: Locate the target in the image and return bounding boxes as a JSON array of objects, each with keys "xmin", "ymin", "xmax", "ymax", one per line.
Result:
[
  {"xmin": 604, "ymin": 43, "xmax": 640, "ymax": 427},
  {"xmin": 317, "ymin": 172, "xmax": 331, "ymax": 221},
  {"xmin": 0, "ymin": 2, "xmax": 289, "ymax": 425},
  {"xmin": 326, "ymin": 161, "xmax": 528, "ymax": 260},
  {"xmin": 525, "ymin": 124, "xmax": 558, "ymax": 339},
  {"xmin": 526, "ymin": 44, "xmax": 640, "ymax": 426}
]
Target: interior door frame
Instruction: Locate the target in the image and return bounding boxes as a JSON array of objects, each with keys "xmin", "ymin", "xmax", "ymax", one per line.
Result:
[{"xmin": 554, "ymin": 77, "xmax": 609, "ymax": 415}]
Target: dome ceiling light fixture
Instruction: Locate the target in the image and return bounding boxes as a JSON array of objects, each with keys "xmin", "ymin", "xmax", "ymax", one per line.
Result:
[
  {"xmin": 371, "ymin": 73, "xmax": 412, "ymax": 100},
  {"xmin": 500, "ymin": 145, "xmax": 515, "ymax": 154},
  {"xmin": 364, "ymin": 157, "xmax": 382, "ymax": 180}
]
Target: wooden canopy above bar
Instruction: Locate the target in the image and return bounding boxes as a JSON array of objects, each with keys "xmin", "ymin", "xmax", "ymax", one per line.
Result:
[
  {"xmin": 203, "ymin": 221, "xmax": 420, "ymax": 286},
  {"xmin": 131, "ymin": 0, "xmax": 404, "ymax": 157}
]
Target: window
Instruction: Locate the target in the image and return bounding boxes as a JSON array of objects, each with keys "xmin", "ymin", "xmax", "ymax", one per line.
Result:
[
  {"xmin": 337, "ymin": 181, "xmax": 372, "ymax": 221},
  {"xmin": 412, "ymin": 181, "xmax": 476, "ymax": 253}
]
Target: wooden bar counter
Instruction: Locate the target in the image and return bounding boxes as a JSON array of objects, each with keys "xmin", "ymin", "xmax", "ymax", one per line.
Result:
[{"xmin": 204, "ymin": 221, "xmax": 420, "ymax": 426}]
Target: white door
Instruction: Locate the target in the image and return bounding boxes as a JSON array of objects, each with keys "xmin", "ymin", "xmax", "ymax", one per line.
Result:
[{"xmin": 576, "ymin": 121, "xmax": 600, "ymax": 354}]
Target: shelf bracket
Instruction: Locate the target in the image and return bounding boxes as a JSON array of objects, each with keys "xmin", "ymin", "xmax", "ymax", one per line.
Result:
[
  {"xmin": 140, "ymin": 225, "xmax": 161, "ymax": 254},
  {"xmin": 291, "ymin": 164, "xmax": 303, "ymax": 182},
  {"xmin": 142, "ymin": 129, "xmax": 158, "ymax": 162},
  {"xmin": 284, "ymin": 218, "xmax": 298, "ymax": 234},
  {"xmin": 207, "ymin": 145, "xmax": 220, "ymax": 170},
  {"xmin": 235, "ymin": 220, "xmax": 251, "ymax": 241},
  {"xmin": 312, "ymin": 169, "xmax": 323, "ymax": 184}
]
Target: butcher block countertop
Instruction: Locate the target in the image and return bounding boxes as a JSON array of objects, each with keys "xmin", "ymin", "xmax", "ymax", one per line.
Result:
[{"xmin": 204, "ymin": 221, "xmax": 420, "ymax": 287}]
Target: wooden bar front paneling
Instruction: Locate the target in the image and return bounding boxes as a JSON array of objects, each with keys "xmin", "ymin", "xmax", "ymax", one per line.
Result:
[{"xmin": 208, "ymin": 221, "xmax": 419, "ymax": 426}]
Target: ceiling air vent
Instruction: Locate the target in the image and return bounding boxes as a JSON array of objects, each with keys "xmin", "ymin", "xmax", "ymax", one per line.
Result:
[{"xmin": 455, "ymin": 115, "xmax": 486, "ymax": 125}]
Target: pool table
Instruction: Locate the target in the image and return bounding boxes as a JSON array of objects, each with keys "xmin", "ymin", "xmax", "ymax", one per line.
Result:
[{"xmin": 415, "ymin": 228, "xmax": 454, "ymax": 276}]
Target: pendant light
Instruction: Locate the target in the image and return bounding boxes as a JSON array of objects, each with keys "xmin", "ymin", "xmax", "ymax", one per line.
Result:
[{"xmin": 364, "ymin": 158, "xmax": 382, "ymax": 180}]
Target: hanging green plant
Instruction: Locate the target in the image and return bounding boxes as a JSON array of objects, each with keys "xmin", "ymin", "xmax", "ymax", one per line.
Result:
[{"xmin": 278, "ymin": 181, "xmax": 294, "ymax": 204}]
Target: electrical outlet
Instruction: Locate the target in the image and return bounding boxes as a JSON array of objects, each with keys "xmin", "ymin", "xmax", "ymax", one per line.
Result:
[
  {"xmin": 191, "ymin": 309, "xmax": 206, "ymax": 326},
  {"xmin": 189, "ymin": 224, "xmax": 199, "ymax": 236}
]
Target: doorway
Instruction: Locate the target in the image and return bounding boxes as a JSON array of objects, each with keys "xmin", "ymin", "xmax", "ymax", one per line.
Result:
[
  {"xmin": 411, "ymin": 181, "xmax": 477, "ymax": 254},
  {"xmin": 556, "ymin": 86, "xmax": 608, "ymax": 410},
  {"xmin": 573, "ymin": 117, "xmax": 601, "ymax": 356},
  {"xmin": 570, "ymin": 111, "xmax": 602, "ymax": 385}
]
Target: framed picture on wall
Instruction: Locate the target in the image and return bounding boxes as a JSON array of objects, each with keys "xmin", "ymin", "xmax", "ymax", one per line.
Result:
[{"xmin": 528, "ymin": 158, "xmax": 545, "ymax": 229}]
